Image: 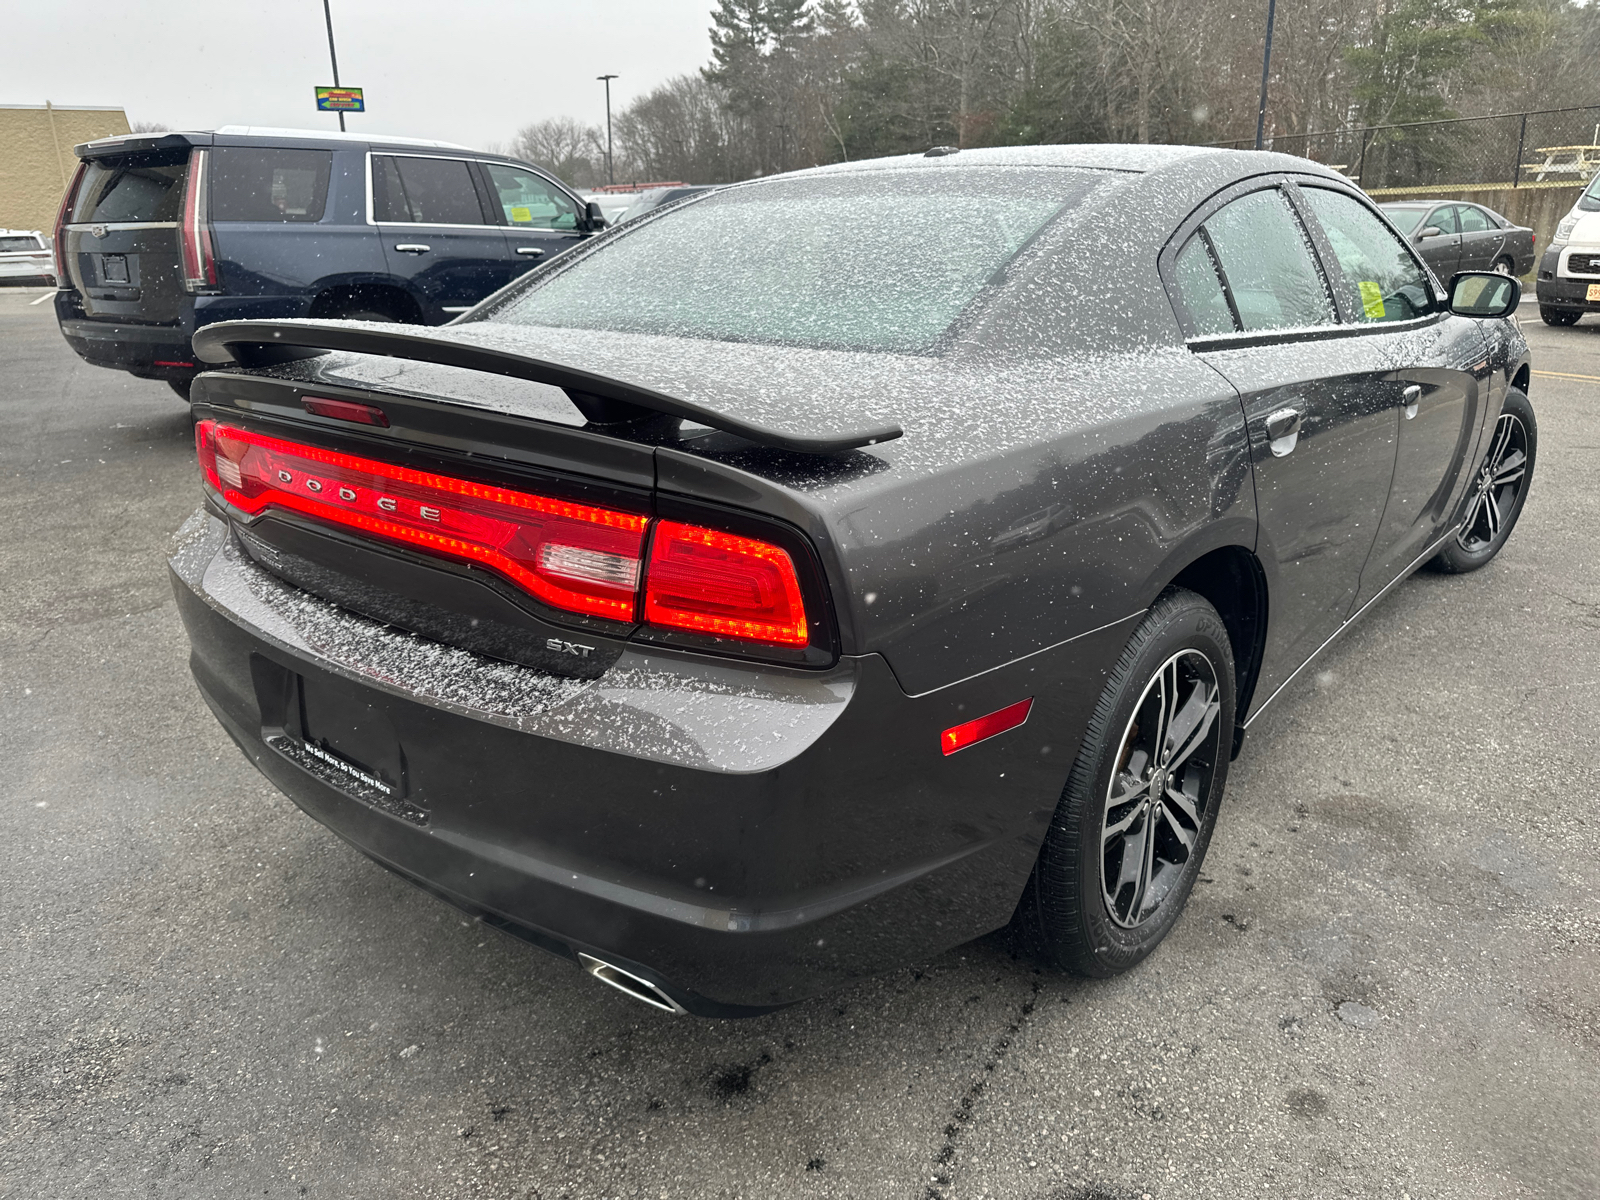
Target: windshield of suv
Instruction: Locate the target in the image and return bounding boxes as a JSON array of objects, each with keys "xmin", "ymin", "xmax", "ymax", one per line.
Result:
[
  {"xmin": 72, "ymin": 151, "xmax": 188, "ymax": 224},
  {"xmin": 1579, "ymin": 172, "xmax": 1600, "ymax": 212},
  {"xmin": 491, "ymin": 168, "xmax": 1101, "ymax": 353}
]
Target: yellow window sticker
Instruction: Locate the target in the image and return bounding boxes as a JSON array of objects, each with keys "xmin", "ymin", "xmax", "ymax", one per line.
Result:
[
  {"xmin": 1357, "ymin": 280, "xmax": 1385, "ymax": 319},
  {"xmin": 509, "ymin": 206, "xmax": 533, "ymax": 224}
]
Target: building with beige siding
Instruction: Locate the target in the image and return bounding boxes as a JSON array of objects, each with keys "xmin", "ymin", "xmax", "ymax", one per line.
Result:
[{"xmin": 0, "ymin": 102, "xmax": 131, "ymax": 234}]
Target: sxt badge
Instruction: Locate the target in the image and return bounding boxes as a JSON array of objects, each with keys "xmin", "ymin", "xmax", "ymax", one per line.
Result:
[{"xmin": 546, "ymin": 637, "xmax": 596, "ymax": 659}]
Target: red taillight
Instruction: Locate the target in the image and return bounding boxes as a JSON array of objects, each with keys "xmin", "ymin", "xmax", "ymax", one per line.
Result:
[
  {"xmin": 195, "ymin": 421, "xmax": 820, "ymax": 650},
  {"xmin": 52, "ymin": 161, "xmax": 85, "ymax": 284},
  {"xmin": 941, "ymin": 698, "xmax": 1033, "ymax": 756},
  {"xmin": 179, "ymin": 148, "xmax": 217, "ymax": 292},
  {"xmin": 195, "ymin": 421, "xmax": 647, "ymax": 621},
  {"xmin": 302, "ymin": 396, "xmax": 389, "ymax": 426},
  {"xmin": 644, "ymin": 520, "xmax": 809, "ymax": 646}
]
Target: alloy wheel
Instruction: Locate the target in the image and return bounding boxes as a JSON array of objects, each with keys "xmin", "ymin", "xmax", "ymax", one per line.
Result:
[
  {"xmin": 1100, "ymin": 649, "xmax": 1222, "ymax": 928},
  {"xmin": 1457, "ymin": 412, "xmax": 1529, "ymax": 553}
]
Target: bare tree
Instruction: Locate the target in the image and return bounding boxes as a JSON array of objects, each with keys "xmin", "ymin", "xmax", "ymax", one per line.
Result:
[{"xmin": 508, "ymin": 117, "xmax": 607, "ymax": 187}]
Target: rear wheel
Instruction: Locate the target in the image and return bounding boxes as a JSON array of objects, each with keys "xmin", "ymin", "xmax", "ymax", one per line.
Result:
[
  {"xmin": 1428, "ymin": 388, "xmax": 1536, "ymax": 574},
  {"xmin": 1492, "ymin": 256, "xmax": 1515, "ymax": 276},
  {"xmin": 1024, "ymin": 588, "xmax": 1235, "ymax": 977},
  {"xmin": 1540, "ymin": 305, "xmax": 1581, "ymax": 327}
]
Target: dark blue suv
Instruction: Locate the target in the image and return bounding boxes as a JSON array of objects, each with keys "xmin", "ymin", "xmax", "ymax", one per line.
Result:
[{"xmin": 52, "ymin": 126, "xmax": 603, "ymax": 397}]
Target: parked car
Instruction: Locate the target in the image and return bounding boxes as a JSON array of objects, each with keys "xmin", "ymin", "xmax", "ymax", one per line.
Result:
[
  {"xmin": 577, "ymin": 192, "xmax": 637, "ymax": 225},
  {"xmin": 1379, "ymin": 200, "xmax": 1536, "ymax": 279},
  {"xmin": 0, "ymin": 229, "xmax": 55, "ymax": 284},
  {"xmin": 1534, "ymin": 170, "xmax": 1600, "ymax": 325},
  {"xmin": 174, "ymin": 146, "xmax": 1531, "ymax": 1016},
  {"xmin": 613, "ymin": 184, "xmax": 724, "ymax": 223},
  {"xmin": 52, "ymin": 126, "xmax": 606, "ymax": 397}
]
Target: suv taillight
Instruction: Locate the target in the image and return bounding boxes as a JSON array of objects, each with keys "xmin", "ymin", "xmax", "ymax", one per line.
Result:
[
  {"xmin": 179, "ymin": 148, "xmax": 217, "ymax": 292},
  {"xmin": 195, "ymin": 421, "xmax": 814, "ymax": 650},
  {"xmin": 51, "ymin": 161, "xmax": 85, "ymax": 284}
]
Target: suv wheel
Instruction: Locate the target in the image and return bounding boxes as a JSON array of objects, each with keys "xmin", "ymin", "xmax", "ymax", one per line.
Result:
[
  {"xmin": 1540, "ymin": 305, "xmax": 1581, "ymax": 326},
  {"xmin": 1428, "ymin": 388, "xmax": 1536, "ymax": 574},
  {"xmin": 1023, "ymin": 588, "xmax": 1235, "ymax": 977}
]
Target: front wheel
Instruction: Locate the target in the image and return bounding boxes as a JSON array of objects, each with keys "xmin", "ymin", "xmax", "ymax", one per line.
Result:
[
  {"xmin": 1428, "ymin": 388, "xmax": 1536, "ymax": 574},
  {"xmin": 1540, "ymin": 305, "xmax": 1581, "ymax": 327},
  {"xmin": 1023, "ymin": 588, "xmax": 1235, "ymax": 977}
]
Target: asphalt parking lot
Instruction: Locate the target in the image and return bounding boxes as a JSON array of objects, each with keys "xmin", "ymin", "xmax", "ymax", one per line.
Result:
[{"xmin": 2, "ymin": 286, "xmax": 1596, "ymax": 1200}]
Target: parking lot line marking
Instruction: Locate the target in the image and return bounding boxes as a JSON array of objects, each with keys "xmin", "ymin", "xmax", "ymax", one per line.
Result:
[
  {"xmin": 29, "ymin": 292, "xmax": 53, "ymax": 306},
  {"xmin": 1532, "ymin": 369, "xmax": 1600, "ymax": 383}
]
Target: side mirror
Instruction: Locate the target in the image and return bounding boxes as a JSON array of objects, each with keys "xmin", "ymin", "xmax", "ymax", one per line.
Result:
[
  {"xmin": 585, "ymin": 200, "xmax": 608, "ymax": 230},
  {"xmin": 1418, "ymin": 225, "xmax": 1443, "ymax": 239},
  {"xmin": 1449, "ymin": 271, "xmax": 1520, "ymax": 318}
]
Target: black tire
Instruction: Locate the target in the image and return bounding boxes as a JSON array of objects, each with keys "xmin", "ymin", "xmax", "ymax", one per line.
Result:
[
  {"xmin": 328, "ymin": 304, "xmax": 400, "ymax": 322},
  {"xmin": 168, "ymin": 377, "xmax": 193, "ymax": 401},
  {"xmin": 1023, "ymin": 588, "xmax": 1236, "ymax": 977},
  {"xmin": 1428, "ymin": 387, "xmax": 1536, "ymax": 574},
  {"xmin": 1540, "ymin": 305, "xmax": 1580, "ymax": 327}
]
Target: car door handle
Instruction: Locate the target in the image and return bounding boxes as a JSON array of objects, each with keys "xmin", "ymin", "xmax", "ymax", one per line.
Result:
[
  {"xmin": 1265, "ymin": 408, "xmax": 1302, "ymax": 457},
  {"xmin": 394, "ymin": 243, "xmax": 431, "ymax": 254},
  {"xmin": 515, "ymin": 246, "xmax": 545, "ymax": 257},
  {"xmin": 1401, "ymin": 384, "xmax": 1422, "ymax": 419}
]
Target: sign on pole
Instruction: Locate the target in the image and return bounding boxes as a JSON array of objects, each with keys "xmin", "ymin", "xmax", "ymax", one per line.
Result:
[{"xmin": 316, "ymin": 86, "xmax": 364, "ymax": 113}]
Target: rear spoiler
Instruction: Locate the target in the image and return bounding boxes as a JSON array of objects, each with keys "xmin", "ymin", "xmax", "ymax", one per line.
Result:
[{"xmin": 191, "ymin": 320, "xmax": 903, "ymax": 456}]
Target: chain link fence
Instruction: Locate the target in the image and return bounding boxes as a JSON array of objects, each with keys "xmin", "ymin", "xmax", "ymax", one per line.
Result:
[{"xmin": 1210, "ymin": 105, "xmax": 1600, "ymax": 191}]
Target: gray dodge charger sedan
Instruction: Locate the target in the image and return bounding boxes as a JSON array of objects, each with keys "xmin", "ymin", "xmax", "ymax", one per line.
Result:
[{"xmin": 172, "ymin": 145, "xmax": 1532, "ymax": 1015}]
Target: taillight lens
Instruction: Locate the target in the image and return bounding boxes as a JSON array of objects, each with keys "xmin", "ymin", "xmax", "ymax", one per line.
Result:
[
  {"xmin": 195, "ymin": 420, "xmax": 647, "ymax": 621},
  {"xmin": 52, "ymin": 161, "xmax": 85, "ymax": 284},
  {"xmin": 644, "ymin": 520, "xmax": 808, "ymax": 646},
  {"xmin": 195, "ymin": 421, "xmax": 818, "ymax": 649},
  {"xmin": 179, "ymin": 148, "xmax": 217, "ymax": 292}
]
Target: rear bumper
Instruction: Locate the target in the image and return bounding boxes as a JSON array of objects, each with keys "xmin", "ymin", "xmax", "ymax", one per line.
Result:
[
  {"xmin": 56, "ymin": 294, "xmax": 315, "ymax": 378},
  {"xmin": 171, "ymin": 510, "xmax": 1126, "ymax": 1013}
]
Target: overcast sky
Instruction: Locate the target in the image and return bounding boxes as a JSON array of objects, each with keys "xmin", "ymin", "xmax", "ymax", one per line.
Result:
[{"xmin": 2, "ymin": 0, "xmax": 716, "ymax": 150}]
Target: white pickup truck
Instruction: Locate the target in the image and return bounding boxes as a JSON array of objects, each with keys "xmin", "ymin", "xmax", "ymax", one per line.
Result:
[{"xmin": 0, "ymin": 230, "xmax": 55, "ymax": 284}]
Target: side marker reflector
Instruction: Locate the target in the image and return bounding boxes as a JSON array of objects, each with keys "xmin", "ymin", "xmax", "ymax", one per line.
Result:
[{"xmin": 941, "ymin": 698, "xmax": 1033, "ymax": 756}]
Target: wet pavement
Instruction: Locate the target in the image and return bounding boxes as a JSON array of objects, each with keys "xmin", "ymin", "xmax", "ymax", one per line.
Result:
[{"xmin": 2, "ymin": 286, "xmax": 1596, "ymax": 1199}]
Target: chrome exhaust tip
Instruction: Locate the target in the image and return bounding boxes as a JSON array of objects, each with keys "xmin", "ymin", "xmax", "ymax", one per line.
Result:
[{"xmin": 577, "ymin": 952, "xmax": 687, "ymax": 1015}]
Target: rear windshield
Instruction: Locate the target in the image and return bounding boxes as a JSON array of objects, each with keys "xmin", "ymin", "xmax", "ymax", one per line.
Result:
[
  {"xmin": 1381, "ymin": 206, "xmax": 1428, "ymax": 234},
  {"xmin": 490, "ymin": 168, "xmax": 1099, "ymax": 353},
  {"xmin": 72, "ymin": 150, "xmax": 188, "ymax": 223},
  {"xmin": 0, "ymin": 235, "xmax": 42, "ymax": 252},
  {"xmin": 210, "ymin": 147, "xmax": 332, "ymax": 222}
]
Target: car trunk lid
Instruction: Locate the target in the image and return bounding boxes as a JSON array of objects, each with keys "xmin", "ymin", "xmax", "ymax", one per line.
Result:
[{"xmin": 60, "ymin": 145, "xmax": 192, "ymax": 324}]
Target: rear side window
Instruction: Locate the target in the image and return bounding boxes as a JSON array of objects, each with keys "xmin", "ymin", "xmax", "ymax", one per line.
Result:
[
  {"xmin": 210, "ymin": 147, "xmax": 332, "ymax": 222},
  {"xmin": 483, "ymin": 163, "xmax": 579, "ymax": 229},
  {"xmin": 1301, "ymin": 188, "xmax": 1435, "ymax": 323},
  {"xmin": 72, "ymin": 151, "xmax": 187, "ymax": 223},
  {"xmin": 372, "ymin": 155, "xmax": 486, "ymax": 225},
  {"xmin": 0, "ymin": 235, "xmax": 43, "ymax": 252},
  {"xmin": 1200, "ymin": 188, "xmax": 1334, "ymax": 332},
  {"xmin": 1172, "ymin": 235, "xmax": 1236, "ymax": 336}
]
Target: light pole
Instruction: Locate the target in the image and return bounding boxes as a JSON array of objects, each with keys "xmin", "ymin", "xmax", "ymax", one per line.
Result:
[
  {"xmin": 322, "ymin": 0, "xmax": 345, "ymax": 133},
  {"xmin": 597, "ymin": 74, "xmax": 618, "ymax": 185},
  {"xmin": 1253, "ymin": 0, "xmax": 1277, "ymax": 151}
]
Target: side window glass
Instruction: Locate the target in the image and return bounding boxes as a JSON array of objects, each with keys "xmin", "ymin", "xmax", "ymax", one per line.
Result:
[
  {"xmin": 1301, "ymin": 188, "xmax": 1435, "ymax": 323},
  {"xmin": 1457, "ymin": 205, "xmax": 1490, "ymax": 233},
  {"xmin": 1201, "ymin": 188, "xmax": 1334, "ymax": 332},
  {"xmin": 1430, "ymin": 206, "xmax": 1460, "ymax": 235},
  {"xmin": 484, "ymin": 163, "xmax": 579, "ymax": 230},
  {"xmin": 375, "ymin": 156, "xmax": 486, "ymax": 225},
  {"xmin": 1172, "ymin": 233, "xmax": 1237, "ymax": 335},
  {"xmin": 211, "ymin": 148, "xmax": 332, "ymax": 222}
]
